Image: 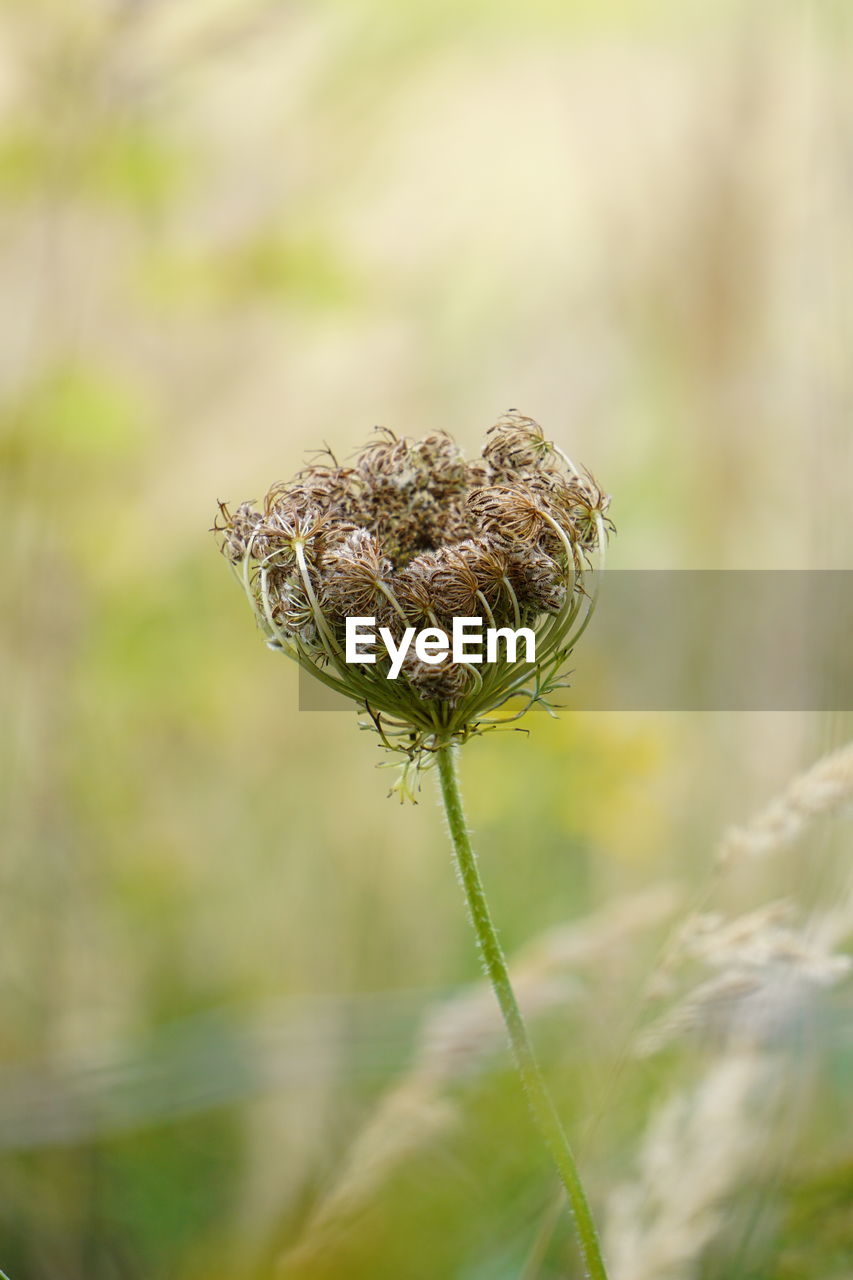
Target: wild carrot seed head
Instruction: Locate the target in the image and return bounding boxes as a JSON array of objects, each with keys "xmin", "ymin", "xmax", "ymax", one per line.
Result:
[{"xmin": 214, "ymin": 411, "xmax": 611, "ymax": 791}]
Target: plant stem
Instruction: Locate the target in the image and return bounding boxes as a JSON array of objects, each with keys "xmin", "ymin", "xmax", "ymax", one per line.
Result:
[{"xmin": 436, "ymin": 743, "xmax": 609, "ymax": 1280}]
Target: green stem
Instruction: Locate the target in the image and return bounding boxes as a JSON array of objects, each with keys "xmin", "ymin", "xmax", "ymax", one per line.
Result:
[{"xmin": 436, "ymin": 743, "xmax": 609, "ymax": 1280}]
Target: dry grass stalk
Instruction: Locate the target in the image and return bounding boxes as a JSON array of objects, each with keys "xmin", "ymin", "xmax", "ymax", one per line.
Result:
[
  {"xmin": 277, "ymin": 886, "xmax": 677, "ymax": 1272},
  {"xmin": 717, "ymin": 740, "xmax": 853, "ymax": 865},
  {"xmin": 638, "ymin": 898, "xmax": 851, "ymax": 1056},
  {"xmin": 605, "ymin": 1051, "xmax": 775, "ymax": 1280},
  {"xmin": 610, "ymin": 742, "xmax": 853, "ymax": 1278}
]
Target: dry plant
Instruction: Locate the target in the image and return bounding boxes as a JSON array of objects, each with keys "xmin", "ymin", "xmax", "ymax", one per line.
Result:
[
  {"xmin": 278, "ymin": 886, "xmax": 677, "ymax": 1273},
  {"xmin": 716, "ymin": 740, "xmax": 853, "ymax": 865},
  {"xmin": 637, "ymin": 899, "xmax": 851, "ymax": 1057},
  {"xmin": 605, "ymin": 1050, "xmax": 776, "ymax": 1280},
  {"xmin": 213, "ymin": 411, "xmax": 611, "ymax": 796},
  {"xmin": 605, "ymin": 741, "xmax": 853, "ymax": 1280},
  {"xmin": 216, "ymin": 412, "xmax": 613, "ymax": 1277}
]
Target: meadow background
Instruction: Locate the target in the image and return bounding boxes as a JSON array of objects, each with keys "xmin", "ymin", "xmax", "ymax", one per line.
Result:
[{"xmin": 1, "ymin": 1, "xmax": 851, "ymax": 1277}]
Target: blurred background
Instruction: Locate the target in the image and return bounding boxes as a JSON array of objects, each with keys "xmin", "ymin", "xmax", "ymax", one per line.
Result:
[{"xmin": 1, "ymin": 1, "xmax": 851, "ymax": 1277}]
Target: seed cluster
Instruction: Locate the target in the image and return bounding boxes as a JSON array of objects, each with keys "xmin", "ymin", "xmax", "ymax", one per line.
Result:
[{"xmin": 215, "ymin": 412, "xmax": 611, "ymax": 764}]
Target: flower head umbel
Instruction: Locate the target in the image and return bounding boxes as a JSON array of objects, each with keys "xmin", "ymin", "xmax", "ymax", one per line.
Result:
[{"xmin": 214, "ymin": 411, "xmax": 612, "ymax": 798}]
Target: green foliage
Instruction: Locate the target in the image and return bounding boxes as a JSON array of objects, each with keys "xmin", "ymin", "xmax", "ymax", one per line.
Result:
[
  {"xmin": 2, "ymin": 362, "xmax": 145, "ymax": 459},
  {"xmin": 143, "ymin": 232, "xmax": 359, "ymax": 310},
  {"xmin": 774, "ymin": 1162, "xmax": 853, "ymax": 1280}
]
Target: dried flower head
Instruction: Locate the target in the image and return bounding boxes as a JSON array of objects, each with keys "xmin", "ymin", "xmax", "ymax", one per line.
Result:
[{"xmin": 214, "ymin": 411, "xmax": 611, "ymax": 797}]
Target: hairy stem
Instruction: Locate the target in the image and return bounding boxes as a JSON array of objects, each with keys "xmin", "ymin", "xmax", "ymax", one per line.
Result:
[{"xmin": 436, "ymin": 743, "xmax": 609, "ymax": 1280}]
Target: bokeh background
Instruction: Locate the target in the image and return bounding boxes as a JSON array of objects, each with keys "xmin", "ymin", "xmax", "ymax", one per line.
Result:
[{"xmin": 1, "ymin": 2, "xmax": 851, "ymax": 1277}]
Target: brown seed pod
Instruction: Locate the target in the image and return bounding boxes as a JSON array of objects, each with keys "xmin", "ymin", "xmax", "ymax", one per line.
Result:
[
  {"xmin": 319, "ymin": 528, "xmax": 395, "ymax": 618},
  {"xmin": 450, "ymin": 539, "xmax": 511, "ymax": 608},
  {"xmin": 400, "ymin": 648, "xmax": 474, "ymax": 707},
  {"xmin": 539, "ymin": 471, "xmax": 612, "ymax": 549},
  {"xmin": 508, "ymin": 547, "xmax": 568, "ymax": 615},
  {"xmin": 482, "ymin": 410, "xmax": 562, "ymax": 478},
  {"xmin": 395, "ymin": 561, "xmax": 439, "ymax": 626},
  {"xmin": 214, "ymin": 500, "xmax": 265, "ymax": 564},
  {"xmin": 270, "ymin": 577, "xmax": 318, "ymax": 648},
  {"xmin": 398, "ymin": 545, "xmax": 482, "ymax": 621},
  {"xmin": 466, "ymin": 484, "xmax": 549, "ymax": 547}
]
